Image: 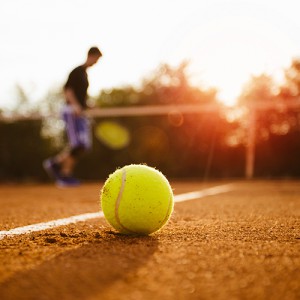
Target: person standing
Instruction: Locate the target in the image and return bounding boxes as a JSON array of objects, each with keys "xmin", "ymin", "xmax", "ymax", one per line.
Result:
[{"xmin": 44, "ymin": 46, "xmax": 102, "ymax": 187}]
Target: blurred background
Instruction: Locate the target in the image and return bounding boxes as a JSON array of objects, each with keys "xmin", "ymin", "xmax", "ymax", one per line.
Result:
[{"xmin": 1, "ymin": 0, "xmax": 300, "ymax": 182}]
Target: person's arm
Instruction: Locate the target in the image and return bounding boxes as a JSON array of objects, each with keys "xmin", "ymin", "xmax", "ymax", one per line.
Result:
[{"xmin": 64, "ymin": 88, "xmax": 82, "ymax": 116}]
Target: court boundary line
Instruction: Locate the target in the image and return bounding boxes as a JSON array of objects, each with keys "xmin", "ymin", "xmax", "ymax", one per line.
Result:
[{"xmin": 0, "ymin": 183, "xmax": 234, "ymax": 240}]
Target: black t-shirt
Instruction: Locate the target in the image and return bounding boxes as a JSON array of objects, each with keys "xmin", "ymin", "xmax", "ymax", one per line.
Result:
[{"xmin": 64, "ymin": 65, "xmax": 89, "ymax": 109}]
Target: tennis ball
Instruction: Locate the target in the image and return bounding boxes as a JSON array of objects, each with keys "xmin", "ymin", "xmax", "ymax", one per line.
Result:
[{"xmin": 100, "ymin": 164, "xmax": 174, "ymax": 235}]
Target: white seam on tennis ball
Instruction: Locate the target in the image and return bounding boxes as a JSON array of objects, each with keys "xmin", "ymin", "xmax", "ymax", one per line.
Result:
[
  {"xmin": 114, "ymin": 168, "xmax": 137, "ymax": 234},
  {"xmin": 114, "ymin": 168, "xmax": 126, "ymax": 230}
]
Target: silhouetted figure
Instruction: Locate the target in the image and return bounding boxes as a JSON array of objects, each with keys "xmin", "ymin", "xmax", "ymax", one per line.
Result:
[{"xmin": 44, "ymin": 47, "xmax": 102, "ymax": 186}]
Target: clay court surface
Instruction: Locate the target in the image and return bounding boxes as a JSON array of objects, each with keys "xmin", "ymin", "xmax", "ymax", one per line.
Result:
[{"xmin": 0, "ymin": 180, "xmax": 299, "ymax": 300}]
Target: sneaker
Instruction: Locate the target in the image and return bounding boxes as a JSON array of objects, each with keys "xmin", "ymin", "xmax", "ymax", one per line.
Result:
[
  {"xmin": 56, "ymin": 176, "xmax": 80, "ymax": 187},
  {"xmin": 43, "ymin": 159, "xmax": 61, "ymax": 180}
]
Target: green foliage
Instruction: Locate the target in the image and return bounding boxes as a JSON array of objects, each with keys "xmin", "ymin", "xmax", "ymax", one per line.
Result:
[
  {"xmin": 236, "ymin": 63, "xmax": 300, "ymax": 147},
  {"xmin": 283, "ymin": 58, "xmax": 300, "ymax": 97},
  {"xmin": 238, "ymin": 74, "xmax": 277, "ymax": 104}
]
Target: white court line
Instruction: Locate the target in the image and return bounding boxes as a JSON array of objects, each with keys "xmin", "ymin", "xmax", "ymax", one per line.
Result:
[
  {"xmin": 0, "ymin": 183, "xmax": 234, "ymax": 240},
  {"xmin": 174, "ymin": 184, "xmax": 233, "ymax": 203}
]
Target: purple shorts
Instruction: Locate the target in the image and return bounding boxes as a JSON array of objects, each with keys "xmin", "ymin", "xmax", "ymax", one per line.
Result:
[{"xmin": 62, "ymin": 105, "xmax": 92, "ymax": 151}]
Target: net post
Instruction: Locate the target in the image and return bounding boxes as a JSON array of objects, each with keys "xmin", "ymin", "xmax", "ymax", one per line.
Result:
[{"xmin": 245, "ymin": 106, "xmax": 256, "ymax": 179}]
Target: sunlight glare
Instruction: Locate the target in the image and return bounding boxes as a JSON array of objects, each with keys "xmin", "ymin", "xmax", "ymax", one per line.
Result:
[{"xmin": 165, "ymin": 12, "xmax": 297, "ymax": 107}]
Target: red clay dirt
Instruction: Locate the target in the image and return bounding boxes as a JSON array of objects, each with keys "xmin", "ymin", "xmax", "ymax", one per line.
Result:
[{"xmin": 0, "ymin": 180, "xmax": 299, "ymax": 300}]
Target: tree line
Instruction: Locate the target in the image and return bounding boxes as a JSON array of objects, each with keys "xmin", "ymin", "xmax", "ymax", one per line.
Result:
[{"xmin": 1, "ymin": 59, "xmax": 300, "ymax": 181}]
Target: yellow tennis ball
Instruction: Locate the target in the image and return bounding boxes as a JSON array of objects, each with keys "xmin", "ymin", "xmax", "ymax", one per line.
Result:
[{"xmin": 100, "ymin": 164, "xmax": 174, "ymax": 235}]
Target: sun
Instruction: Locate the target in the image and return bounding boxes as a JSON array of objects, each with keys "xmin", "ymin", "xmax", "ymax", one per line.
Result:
[
  {"xmin": 165, "ymin": 10, "xmax": 296, "ymax": 107},
  {"xmin": 191, "ymin": 16, "xmax": 294, "ymax": 107}
]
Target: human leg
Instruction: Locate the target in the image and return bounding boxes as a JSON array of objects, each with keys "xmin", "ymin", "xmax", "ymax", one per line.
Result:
[{"xmin": 44, "ymin": 105, "xmax": 91, "ymax": 186}]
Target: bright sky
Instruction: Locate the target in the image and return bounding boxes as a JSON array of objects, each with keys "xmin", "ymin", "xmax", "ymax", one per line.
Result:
[{"xmin": 0, "ymin": 0, "xmax": 300, "ymax": 108}]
